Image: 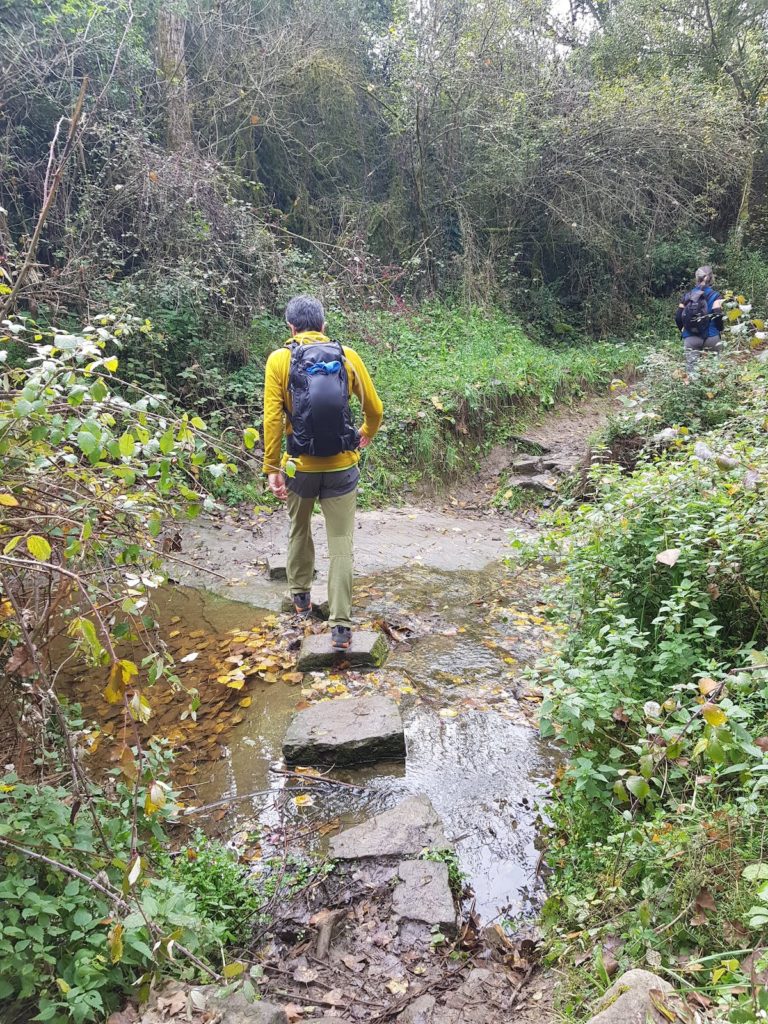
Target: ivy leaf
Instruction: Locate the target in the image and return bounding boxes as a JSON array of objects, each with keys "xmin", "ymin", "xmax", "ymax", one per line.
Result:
[{"xmin": 27, "ymin": 535, "xmax": 51, "ymax": 561}]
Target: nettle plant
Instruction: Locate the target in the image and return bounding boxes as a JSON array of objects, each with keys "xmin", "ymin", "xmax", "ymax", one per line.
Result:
[{"xmin": 0, "ymin": 313, "xmax": 260, "ymax": 1019}]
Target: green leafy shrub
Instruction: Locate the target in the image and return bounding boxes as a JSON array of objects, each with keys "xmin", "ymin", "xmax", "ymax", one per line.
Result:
[
  {"xmin": 0, "ymin": 743, "xmax": 223, "ymax": 1024},
  {"xmin": 531, "ymin": 356, "xmax": 768, "ymax": 1011},
  {"xmin": 639, "ymin": 350, "xmax": 745, "ymax": 431}
]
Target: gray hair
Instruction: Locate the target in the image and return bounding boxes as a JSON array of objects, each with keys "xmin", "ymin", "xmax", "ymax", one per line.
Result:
[
  {"xmin": 695, "ymin": 265, "xmax": 714, "ymax": 287},
  {"xmin": 285, "ymin": 294, "xmax": 325, "ymax": 333}
]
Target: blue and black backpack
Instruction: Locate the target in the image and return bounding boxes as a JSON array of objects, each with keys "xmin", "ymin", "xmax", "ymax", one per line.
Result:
[
  {"xmin": 680, "ymin": 287, "xmax": 711, "ymax": 337},
  {"xmin": 286, "ymin": 341, "xmax": 360, "ymax": 457}
]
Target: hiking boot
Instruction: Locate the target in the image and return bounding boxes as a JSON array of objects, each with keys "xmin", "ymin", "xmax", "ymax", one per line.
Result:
[
  {"xmin": 291, "ymin": 591, "xmax": 312, "ymax": 616},
  {"xmin": 331, "ymin": 625, "xmax": 352, "ymax": 651}
]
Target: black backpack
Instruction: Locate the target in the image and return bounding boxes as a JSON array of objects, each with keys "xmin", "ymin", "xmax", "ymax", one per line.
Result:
[
  {"xmin": 681, "ymin": 287, "xmax": 711, "ymax": 337},
  {"xmin": 286, "ymin": 341, "xmax": 360, "ymax": 458}
]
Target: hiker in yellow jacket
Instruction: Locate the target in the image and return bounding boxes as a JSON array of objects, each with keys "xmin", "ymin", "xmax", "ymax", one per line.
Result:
[{"xmin": 262, "ymin": 295, "xmax": 383, "ymax": 650}]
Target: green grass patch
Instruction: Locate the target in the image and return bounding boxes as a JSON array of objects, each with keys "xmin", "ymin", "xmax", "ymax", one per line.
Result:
[{"xmin": 332, "ymin": 303, "xmax": 651, "ymax": 502}]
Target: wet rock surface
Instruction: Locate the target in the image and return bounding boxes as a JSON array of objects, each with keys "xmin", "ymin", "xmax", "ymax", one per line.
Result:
[
  {"xmin": 296, "ymin": 630, "xmax": 389, "ymax": 671},
  {"xmin": 392, "ymin": 860, "xmax": 456, "ymax": 932},
  {"xmin": 329, "ymin": 795, "xmax": 449, "ymax": 859},
  {"xmin": 282, "ymin": 695, "xmax": 405, "ymax": 766}
]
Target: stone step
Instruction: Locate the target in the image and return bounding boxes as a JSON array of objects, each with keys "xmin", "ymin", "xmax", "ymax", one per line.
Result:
[
  {"xmin": 282, "ymin": 694, "xmax": 405, "ymax": 766},
  {"xmin": 296, "ymin": 630, "xmax": 388, "ymax": 671},
  {"xmin": 508, "ymin": 472, "xmax": 559, "ymax": 493},
  {"xmin": 510, "ymin": 455, "xmax": 543, "ymax": 475},
  {"xmin": 267, "ymin": 555, "xmax": 318, "ymax": 581},
  {"xmin": 329, "ymin": 795, "xmax": 450, "ymax": 859},
  {"xmin": 392, "ymin": 859, "xmax": 456, "ymax": 933}
]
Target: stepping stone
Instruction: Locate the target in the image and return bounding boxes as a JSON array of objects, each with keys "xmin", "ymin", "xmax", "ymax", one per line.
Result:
[
  {"xmin": 267, "ymin": 555, "xmax": 317, "ymax": 581},
  {"xmin": 509, "ymin": 473, "xmax": 558, "ymax": 493},
  {"xmin": 267, "ymin": 555, "xmax": 287, "ymax": 580},
  {"xmin": 329, "ymin": 795, "xmax": 450, "ymax": 860},
  {"xmin": 296, "ymin": 630, "xmax": 388, "ymax": 671},
  {"xmin": 392, "ymin": 860, "xmax": 456, "ymax": 932},
  {"xmin": 280, "ymin": 583, "xmax": 330, "ymax": 620},
  {"xmin": 510, "ymin": 456, "xmax": 543, "ymax": 475},
  {"xmin": 282, "ymin": 695, "xmax": 405, "ymax": 766}
]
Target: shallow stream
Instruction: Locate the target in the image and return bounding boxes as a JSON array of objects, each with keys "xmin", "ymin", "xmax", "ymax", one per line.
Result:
[{"xmin": 69, "ymin": 547, "xmax": 558, "ymax": 925}]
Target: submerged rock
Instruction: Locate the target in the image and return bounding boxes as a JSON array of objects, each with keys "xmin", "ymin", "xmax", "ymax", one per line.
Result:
[
  {"xmin": 587, "ymin": 969, "xmax": 673, "ymax": 1024},
  {"xmin": 296, "ymin": 630, "xmax": 388, "ymax": 671},
  {"xmin": 282, "ymin": 695, "xmax": 405, "ymax": 766},
  {"xmin": 329, "ymin": 795, "xmax": 449, "ymax": 859},
  {"xmin": 392, "ymin": 860, "xmax": 456, "ymax": 932}
]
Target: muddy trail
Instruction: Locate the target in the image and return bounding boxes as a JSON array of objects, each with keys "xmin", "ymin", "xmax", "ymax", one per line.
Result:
[{"xmin": 74, "ymin": 394, "xmax": 613, "ymax": 1024}]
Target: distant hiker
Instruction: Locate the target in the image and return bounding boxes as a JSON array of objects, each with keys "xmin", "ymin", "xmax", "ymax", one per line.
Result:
[
  {"xmin": 262, "ymin": 295, "xmax": 383, "ymax": 651},
  {"xmin": 675, "ymin": 265, "xmax": 724, "ymax": 374}
]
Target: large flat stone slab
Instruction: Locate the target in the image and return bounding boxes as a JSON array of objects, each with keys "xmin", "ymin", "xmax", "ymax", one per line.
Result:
[
  {"xmin": 329, "ymin": 795, "xmax": 450, "ymax": 860},
  {"xmin": 392, "ymin": 860, "xmax": 456, "ymax": 932},
  {"xmin": 296, "ymin": 630, "xmax": 388, "ymax": 671},
  {"xmin": 282, "ymin": 695, "xmax": 405, "ymax": 766}
]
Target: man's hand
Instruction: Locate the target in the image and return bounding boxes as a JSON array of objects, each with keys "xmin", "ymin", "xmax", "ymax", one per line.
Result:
[
  {"xmin": 268, "ymin": 471, "xmax": 288, "ymax": 500},
  {"xmin": 359, "ymin": 433, "xmax": 371, "ymax": 449}
]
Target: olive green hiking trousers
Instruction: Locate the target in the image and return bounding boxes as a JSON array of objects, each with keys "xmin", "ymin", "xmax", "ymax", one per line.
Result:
[{"xmin": 286, "ymin": 467, "xmax": 358, "ymax": 628}]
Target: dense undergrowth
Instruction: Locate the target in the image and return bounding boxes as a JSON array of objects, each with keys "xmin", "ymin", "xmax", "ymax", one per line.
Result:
[
  {"xmin": 532, "ymin": 349, "xmax": 768, "ymax": 1021},
  {"xmin": 0, "ymin": 721, "xmax": 325, "ymax": 1024}
]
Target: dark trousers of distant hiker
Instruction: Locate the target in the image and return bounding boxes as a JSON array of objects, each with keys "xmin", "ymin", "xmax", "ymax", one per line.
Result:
[
  {"xmin": 286, "ymin": 468, "xmax": 359, "ymax": 629},
  {"xmin": 684, "ymin": 333, "xmax": 722, "ymax": 374}
]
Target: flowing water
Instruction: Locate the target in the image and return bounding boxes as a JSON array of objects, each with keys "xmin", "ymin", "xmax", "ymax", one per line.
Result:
[{"xmin": 67, "ymin": 551, "xmax": 558, "ymax": 925}]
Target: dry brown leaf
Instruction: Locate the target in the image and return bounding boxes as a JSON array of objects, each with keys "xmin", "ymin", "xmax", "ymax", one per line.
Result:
[
  {"xmin": 293, "ymin": 966, "xmax": 318, "ymax": 984},
  {"xmin": 656, "ymin": 548, "xmax": 681, "ymax": 567}
]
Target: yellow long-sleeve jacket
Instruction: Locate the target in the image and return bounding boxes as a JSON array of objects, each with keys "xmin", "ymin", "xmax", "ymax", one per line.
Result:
[{"xmin": 261, "ymin": 331, "xmax": 384, "ymax": 474}]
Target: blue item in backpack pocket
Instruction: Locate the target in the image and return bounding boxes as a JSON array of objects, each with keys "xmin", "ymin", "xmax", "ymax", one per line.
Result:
[{"xmin": 306, "ymin": 360, "xmax": 342, "ymax": 376}]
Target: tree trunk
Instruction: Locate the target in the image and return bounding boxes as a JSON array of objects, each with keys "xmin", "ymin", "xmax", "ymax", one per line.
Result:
[{"xmin": 156, "ymin": 7, "xmax": 191, "ymax": 150}]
